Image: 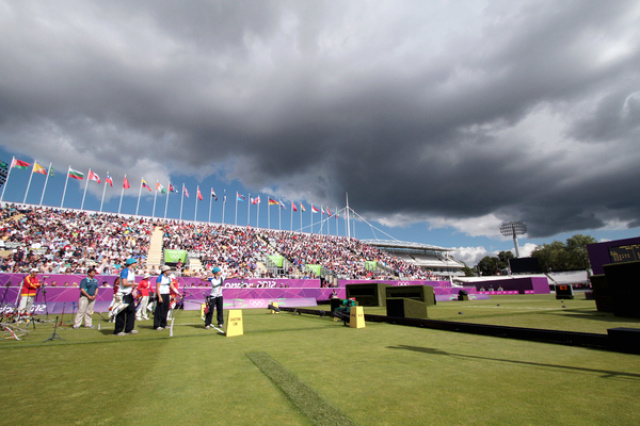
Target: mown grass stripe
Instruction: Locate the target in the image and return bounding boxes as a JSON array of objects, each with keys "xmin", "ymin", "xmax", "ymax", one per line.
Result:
[{"xmin": 246, "ymin": 351, "xmax": 356, "ymax": 426}]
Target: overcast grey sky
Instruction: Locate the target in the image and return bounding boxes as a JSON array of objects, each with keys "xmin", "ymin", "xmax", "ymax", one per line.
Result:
[{"xmin": 1, "ymin": 0, "xmax": 639, "ymax": 263}]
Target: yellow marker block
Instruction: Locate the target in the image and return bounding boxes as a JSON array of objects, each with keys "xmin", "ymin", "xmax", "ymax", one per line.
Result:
[
  {"xmin": 270, "ymin": 302, "xmax": 279, "ymax": 314},
  {"xmin": 200, "ymin": 303, "xmax": 206, "ymax": 318},
  {"xmin": 225, "ymin": 309, "xmax": 244, "ymax": 337},
  {"xmin": 349, "ymin": 306, "xmax": 366, "ymax": 329}
]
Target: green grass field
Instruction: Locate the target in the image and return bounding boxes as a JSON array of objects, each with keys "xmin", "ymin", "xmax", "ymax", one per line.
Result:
[{"xmin": 1, "ymin": 294, "xmax": 639, "ymax": 425}]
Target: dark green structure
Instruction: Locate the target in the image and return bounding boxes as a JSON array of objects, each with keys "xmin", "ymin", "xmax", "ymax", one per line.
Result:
[
  {"xmin": 345, "ymin": 283, "xmax": 391, "ymax": 307},
  {"xmin": 385, "ymin": 285, "xmax": 436, "ymax": 306}
]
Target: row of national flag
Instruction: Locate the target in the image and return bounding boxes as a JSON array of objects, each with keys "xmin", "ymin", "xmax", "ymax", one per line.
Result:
[
  {"xmin": 241, "ymin": 195, "xmax": 337, "ymax": 217},
  {"xmin": 2, "ymin": 157, "xmax": 340, "ymax": 230}
]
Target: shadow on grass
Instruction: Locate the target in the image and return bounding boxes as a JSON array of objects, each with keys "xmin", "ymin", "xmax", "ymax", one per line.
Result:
[
  {"xmin": 388, "ymin": 345, "xmax": 640, "ymax": 381},
  {"xmin": 539, "ymin": 309, "xmax": 640, "ymax": 324}
]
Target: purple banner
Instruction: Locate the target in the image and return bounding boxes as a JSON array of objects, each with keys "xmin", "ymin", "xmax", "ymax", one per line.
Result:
[{"xmin": 0, "ymin": 274, "xmax": 498, "ymax": 314}]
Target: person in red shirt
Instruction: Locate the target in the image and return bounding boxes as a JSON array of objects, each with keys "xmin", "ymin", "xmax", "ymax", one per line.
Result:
[
  {"xmin": 17, "ymin": 268, "xmax": 41, "ymax": 321},
  {"xmin": 135, "ymin": 273, "xmax": 151, "ymax": 321}
]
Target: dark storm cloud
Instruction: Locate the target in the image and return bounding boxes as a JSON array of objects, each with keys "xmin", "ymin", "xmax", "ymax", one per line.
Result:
[{"xmin": 1, "ymin": 0, "xmax": 639, "ymax": 238}]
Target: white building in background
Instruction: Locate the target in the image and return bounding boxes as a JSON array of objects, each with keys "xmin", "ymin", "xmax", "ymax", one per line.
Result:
[{"xmin": 362, "ymin": 239, "xmax": 466, "ymax": 278}]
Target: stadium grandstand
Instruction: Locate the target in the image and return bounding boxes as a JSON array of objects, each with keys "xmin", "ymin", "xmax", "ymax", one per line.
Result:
[
  {"xmin": 362, "ymin": 239, "xmax": 465, "ymax": 278},
  {"xmin": 0, "ymin": 202, "xmax": 462, "ymax": 282}
]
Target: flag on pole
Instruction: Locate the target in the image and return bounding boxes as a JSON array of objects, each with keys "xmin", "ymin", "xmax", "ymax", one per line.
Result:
[
  {"xmin": 11, "ymin": 159, "xmax": 31, "ymax": 170},
  {"xmin": 123, "ymin": 176, "xmax": 130, "ymax": 189},
  {"xmin": 197, "ymin": 187, "xmax": 203, "ymax": 201},
  {"xmin": 88, "ymin": 170, "xmax": 101, "ymax": 183},
  {"xmin": 105, "ymin": 172, "xmax": 113, "ymax": 187},
  {"xmin": 292, "ymin": 202, "xmax": 298, "ymax": 212},
  {"xmin": 183, "ymin": 186, "xmax": 189, "ymax": 197},
  {"xmin": 69, "ymin": 168, "xmax": 84, "ymax": 180},
  {"xmin": 300, "ymin": 203, "xmax": 306, "ymax": 212},
  {"xmin": 321, "ymin": 207, "xmax": 325, "ymax": 215},
  {"xmin": 169, "ymin": 183, "xmax": 178, "ymax": 193},
  {"xmin": 251, "ymin": 196, "xmax": 261, "ymax": 205},
  {"xmin": 211, "ymin": 188, "xmax": 218, "ymax": 201},
  {"xmin": 237, "ymin": 192, "xmax": 245, "ymax": 201},
  {"xmin": 311, "ymin": 205, "xmax": 319, "ymax": 213},
  {"xmin": 142, "ymin": 178, "xmax": 152, "ymax": 191},
  {"xmin": 33, "ymin": 162, "xmax": 47, "ymax": 175},
  {"xmin": 279, "ymin": 200, "xmax": 286, "ymax": 209},
  {"xmin": 327, "ymin": 207, "xmax": 332, "ymax": 217},
  {"xmin": 268, "ymin": 198, "xmax": 279, "ymax": 206},
  {"xmin": 48, "ymin": 164, "xmax": 54, "ymax": 177},
  {"xmin": 157, "ymin": 182, "xmax": 166, "ymax": 193}
]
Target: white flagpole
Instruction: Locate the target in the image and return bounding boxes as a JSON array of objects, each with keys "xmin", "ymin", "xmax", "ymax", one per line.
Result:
[
  {"xmin": 208, "ymin": 188, "xmax": 213, "ymax": 223},
  {"xmin": 268, "ymin": 201, "xmax": 271, "ymax": 229},
  {"xmin": 163, "ymin": 182, "xmax": 170, "ymax": 219},
  {"xmin": 99, "ymin": 171, "xmax": 108, "ymax": 212},
  {"xmin": 336, "ymin": 206, "xmax": 339, "ymax": 236},
  {"xmin": 290, "ymin": 203, "xmax": 293, "ymax": 231},
  {"xmin": 256, "ymin": 198, "xmax": 260, "ymax": 229},
  {"xmin": 80, "ymin": 169, "xmax": 90, "ymax": 211},
  {"xmin": 222, "ymin": 190, "xmax": 226, "ymax": 224},
  {"xmin": 179, "ymin": 184, "xmax": 185, "ymax": 221},
  {"xmin": 39, "ymin": 162, "xmax": 53, "ymax": 206},
  {"xmin": 22, "ymin": 161, "xmax": 37, "ymax": 204},
  {"xmin": 61, "ymin": 166, "xmax": 71, "ymax": 208},
  {"xmin": 118, "ymin": 175, "xmax": 126, "ymax": 214},
  {"xmin": 235, "ymin": 193, "xmax": 238, "ymax": 226},
  {"xmin": 278, "ymin": 203, "xmax": 282, "ymax": 230},
  {"xmin": 346, "ymin": 193, "xmax": 350, "ymax": 239},
  {"xmin": 152, "ymin": 181, "xmax": 158, "ymax": 218},
  {"xmin": 0, "ymin": 156, "xmax": 15, "ymax": 202},
  {"xmin": 135, "ymin": 177, "xmax": 143, "ymax": 216},
  {"xmin": 194, "ymin": 186, "xmax": 199, "ymax": 222},
  {"xmin": 247, "ymin": 193, "xmax": 251, "ymax": 227}
]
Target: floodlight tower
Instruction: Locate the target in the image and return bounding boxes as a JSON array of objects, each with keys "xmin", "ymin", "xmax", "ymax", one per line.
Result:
[{"xmin": 500, "ymin": 221, "xmax": 527, "ymax": 258}]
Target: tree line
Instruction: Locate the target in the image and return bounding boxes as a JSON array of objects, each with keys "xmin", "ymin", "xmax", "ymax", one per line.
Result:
[{"xmin": 468, "ymin": 234, "xmax": 597, "ymax": 276}]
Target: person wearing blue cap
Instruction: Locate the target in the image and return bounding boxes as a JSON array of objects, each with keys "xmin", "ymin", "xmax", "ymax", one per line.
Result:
[
  {"xmin": 203, "ymin": 266, "xmax": 238, "ymax": 330},
  {"xmin": 113, "ymin": 257, "xmax": 139, "ymax": 336}
]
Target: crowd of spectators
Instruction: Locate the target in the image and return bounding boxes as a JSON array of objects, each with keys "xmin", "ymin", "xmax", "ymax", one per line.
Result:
[
  {"xmin": 0, "ymin": 203, "xmax": 435, "ymax": 281},
  {"xmin": 0, "ymin": 204, "xmax": 152, "ymax": 277}
]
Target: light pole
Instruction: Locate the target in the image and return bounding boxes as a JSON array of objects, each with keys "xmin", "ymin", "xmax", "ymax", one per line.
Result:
[{"xmin": 500, "ymin": 221, "xmax": 527, "ymax": 258}]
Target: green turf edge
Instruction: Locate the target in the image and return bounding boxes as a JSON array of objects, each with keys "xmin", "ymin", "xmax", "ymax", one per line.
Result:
[{"xmin": 246, "ymin": 351, "xmax": 356, "ymax": 426}]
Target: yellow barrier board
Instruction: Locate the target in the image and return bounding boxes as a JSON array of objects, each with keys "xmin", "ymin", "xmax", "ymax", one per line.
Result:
[
  {"xmin": 225, "ymin": 309, "xmax": 244, "ymax": 337},
  {"xmin": 270, "ymin": 302, "xmax": 279, "ymax": 314},
  {"xmin": 349, "ymin": 306, "xmax": 366, "ymax": 328}
]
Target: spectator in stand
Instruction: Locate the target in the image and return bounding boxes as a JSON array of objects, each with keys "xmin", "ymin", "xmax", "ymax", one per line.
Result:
[{"xmin": 73, "ymin": 268, "xmax": 99, "ymax": 329}]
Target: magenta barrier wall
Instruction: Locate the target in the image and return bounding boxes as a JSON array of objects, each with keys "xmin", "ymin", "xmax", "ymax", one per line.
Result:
[
  {"xmin": 0, "ymin": 274, "xmax": 511, "ymax": 313},
  {"xmin": 472, "ymin": 277, "xmax": 550, "ymax": 294}
]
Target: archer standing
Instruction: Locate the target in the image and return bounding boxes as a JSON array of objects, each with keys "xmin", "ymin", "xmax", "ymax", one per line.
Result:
[
  {"xmin": 113, "ymin": 258, "xmax": 138, "ymax": 336},
  {"xmin": 73, "ymin": 268, "xmax": 99, "ymax": 328},
  {"xmin": 135, "ymin": 273, "xmax": 151, "ymax": 321},
  {"xmin": 17, "ymin": 268, "xmax": 41, "ymax": 322},
  {"xmin": 154, "ymin": 265, "xmax": 179, "ymax": 330},
  {"xmin": 203, "ymin": 266, "xmax": 238, "ymax": 330}
]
